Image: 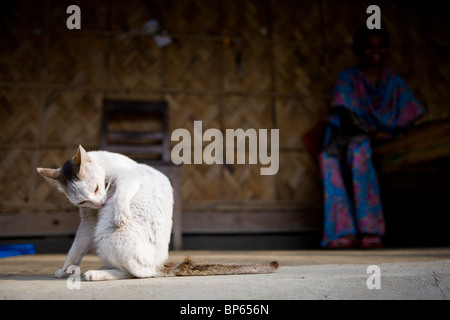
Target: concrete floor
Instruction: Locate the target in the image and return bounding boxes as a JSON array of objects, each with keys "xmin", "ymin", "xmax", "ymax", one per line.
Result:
[{"xmin": 1, "ymin": 248, "xmax": 450, "ymax": 300}]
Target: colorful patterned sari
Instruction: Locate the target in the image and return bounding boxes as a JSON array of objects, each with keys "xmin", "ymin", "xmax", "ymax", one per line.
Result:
[{"xmin": 320, "ymin": 66, "xmax": 425, "ymax": 247}]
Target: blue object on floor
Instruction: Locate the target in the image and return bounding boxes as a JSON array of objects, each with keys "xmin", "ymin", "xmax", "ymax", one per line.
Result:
[{"xmin": 0, "ymin": 244, "xmax": 36, "ymax": 258}]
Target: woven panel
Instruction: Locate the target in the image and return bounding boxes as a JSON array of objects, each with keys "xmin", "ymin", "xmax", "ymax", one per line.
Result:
[
  {"xmin": 39, "ymin": 91, "xmax": 102, "ymax": 145},
  {"xmin": 271, "ymin": 0, "xmax": 323, "ymax": 42},
  {"xmin": 222, "ymin": 0, "xmax": 270, "ymax": 38},
  {"xmin": 110, "ymin": 0, "xmax": 159, "ymax": 31},
  {"xmin": 108, "ymin": 36, "xmax": 162, "ymax": 88},
  {"xmin": 0, "ymin": 28, "xmax": 43, "ymax": 82},
  {"xmin": 222, "ymin": 96, "xmax": 273, "ymax": 130},
  {"xmin": 321, "ymin": 0, "xmax": 367, "ymax": 44},
  {"xmin": 276, "ymin": 97, "xmax": 327, "ymax": 149},
  {"xmin": 164, "ymin": 0, "xmax": 221, "ymax": 35},
  {"xmin": 223, "ymin": 160, "xmax": 277, "ymax": 200},
  {"xmin": 181, "ymin": 164, "xmax": 222, "ymax": 201},
  {"xmin": 425, "ymin": 48, "xmax": 450, "ymax": 119},
  {"xmin": 165, "ymin": 40, "xmax": 222, "ymax": 90},
  {"xmin": 391, "ymin": 46, "xmax": 428, "ymax": 106},
  {"xmin": 274, "ymin": 44, "xmax": 326, "ymax": 96},
  {"xmin": 47, "ymin": 35, "xmax": 106, "ymax": 85},
  {"xmin": 274, "ymin": 43, "xmax": 354, "ymax": 98},
  {"xmin": 0, "ymin": 1, "xmax": 45, "ymax": 27},
  {"xmin": 278, "ymin": 151, "xmax": 322, "ymax": 202},
  {"xmin": 1, "ymin": 0, "xmax": 449, "ymax": 221},
  {"xmin": 0, "ymin": 149, "xmax": 35, "ymax": 208},
  {"xmin": 223, "ymin": 40, "xmax": 272, "ymax": 92},
  {"xmin": 166, "ymin": 93, "xmax": 221, "ymax": 146},
  {"xmin": 221, "ymin": 96, "xmax": 276, "ymax": 200},
  {"xmin": 382, "ymin": 1, "xmax": 428, "ymax": 49},
  {"xmin": 0, "ymin": 88, "xmax": 40, "ymax": 144}
]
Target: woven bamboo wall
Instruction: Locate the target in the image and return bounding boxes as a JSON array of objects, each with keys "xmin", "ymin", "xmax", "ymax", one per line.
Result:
[{"xmin": 1, "ymin": 0, "xmax": 449, "ymax": 236}]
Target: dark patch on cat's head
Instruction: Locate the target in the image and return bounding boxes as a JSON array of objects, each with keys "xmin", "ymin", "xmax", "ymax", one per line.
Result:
[{"xmin": 59, "ymin": 159, "xmax": 80, "ymax": 186}]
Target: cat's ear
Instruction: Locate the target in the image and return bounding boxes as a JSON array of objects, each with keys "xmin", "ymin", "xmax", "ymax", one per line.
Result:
[
  {"xmin": 37, "ymin": 167, "xmax": 66, "ymax": 193},
  {"xmin": 37, "ymin": 167, "xmax": 59, "ymax": 180},
  {"xmin": 73, "ymin": 145, "xmax": 91, "ymax": 178},
  {"xmin": 73, "ymin": 145, "xmax": 89, "ymax": 165}
]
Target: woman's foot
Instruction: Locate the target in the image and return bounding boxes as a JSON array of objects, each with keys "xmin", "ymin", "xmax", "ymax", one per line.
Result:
[
  {"xmin": 360, "ymin": 235, "xmax": 383, "ymax": 249},
  {"xmin": 325, "ymin": 235, "xmax": 359, "ymax": 249}
]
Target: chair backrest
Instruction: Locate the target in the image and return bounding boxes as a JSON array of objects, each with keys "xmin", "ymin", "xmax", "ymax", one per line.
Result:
[{"xmin": 100, "ymin": 100, "xmax": 170, "ymax": 163}]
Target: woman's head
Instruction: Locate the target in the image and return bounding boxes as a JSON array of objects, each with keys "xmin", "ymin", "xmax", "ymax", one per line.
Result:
[{"xmin": 353, "ymin": 27, "xmax": 390, "ymax": 67}]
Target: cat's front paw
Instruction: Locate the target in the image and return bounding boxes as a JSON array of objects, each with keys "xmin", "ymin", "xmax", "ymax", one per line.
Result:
[
  {"xmin": 114, "ymin": 215, "xmax": 129, "ymax": 228},
  {"xmin": 54, "ymin": 268, "xmax": 69, "ymax": 278},
  {"xmin": 114, "ymin": 208, "xmax": 132, "ymax": 228}
]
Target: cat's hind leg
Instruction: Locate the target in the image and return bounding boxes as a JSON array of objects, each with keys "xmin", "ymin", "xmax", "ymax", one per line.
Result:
[
  {"xmin": 84, "ymin": 269, "xmax": 132, "ymax": 281},
  {"xmin": 117, "ymin": 255, "xmax": 162, "ymax": 279}
]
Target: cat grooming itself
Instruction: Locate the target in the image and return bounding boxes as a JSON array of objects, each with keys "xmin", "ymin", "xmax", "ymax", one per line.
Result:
[{"xmin": 37, "ymin": 145, "xmax": 278, "ymax": 281}]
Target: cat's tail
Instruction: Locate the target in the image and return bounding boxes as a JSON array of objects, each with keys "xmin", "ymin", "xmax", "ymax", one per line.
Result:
[{"xmin": 161, "ymin": 256, "xmax": 279, "ymax": 277}]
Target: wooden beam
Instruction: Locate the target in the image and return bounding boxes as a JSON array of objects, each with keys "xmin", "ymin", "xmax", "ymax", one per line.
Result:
[
  {"xmin": 0, "ymin": 212, "xmax": 80, "ymax": 237},
  {"xmin": 182, "ymin": 209, "xmax": 322, "ymax": 234}
]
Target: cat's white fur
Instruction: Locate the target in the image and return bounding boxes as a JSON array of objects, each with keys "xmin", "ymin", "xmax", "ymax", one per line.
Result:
[{"xmin": 37, "ymin": 145, "xmax": 173, "ymax": 281}]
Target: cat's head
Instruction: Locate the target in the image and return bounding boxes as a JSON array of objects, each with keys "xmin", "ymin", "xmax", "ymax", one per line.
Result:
[{"xmin": 37, "ymin": 145, "xmax": 108, "ymax": 209}]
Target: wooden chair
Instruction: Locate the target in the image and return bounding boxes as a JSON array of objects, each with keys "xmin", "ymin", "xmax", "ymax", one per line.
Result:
[{"xmin": 100, "ymin": 99, "xmax": 182, "ymax": 250}]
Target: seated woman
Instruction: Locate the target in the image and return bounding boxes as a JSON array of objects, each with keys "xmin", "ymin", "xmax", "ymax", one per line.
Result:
[{"xmin": 320, "ymin": 27, "xmax": 425, "ymax": 249}]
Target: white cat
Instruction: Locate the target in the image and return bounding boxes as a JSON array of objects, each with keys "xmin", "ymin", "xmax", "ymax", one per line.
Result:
[{"xmin": 37, "ymin": 145, "xmax": 278, "ymax": 281}]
